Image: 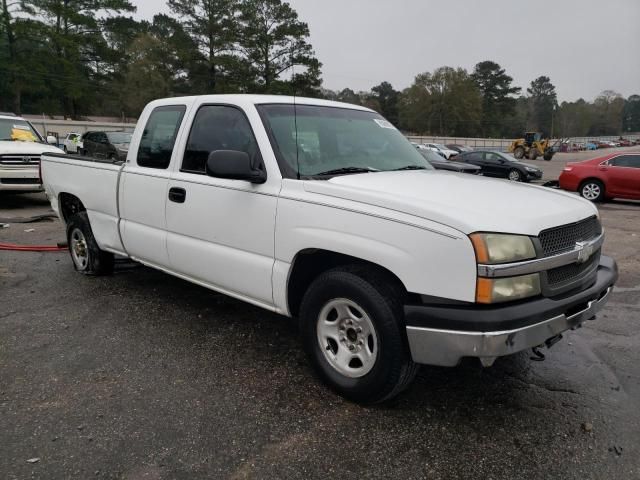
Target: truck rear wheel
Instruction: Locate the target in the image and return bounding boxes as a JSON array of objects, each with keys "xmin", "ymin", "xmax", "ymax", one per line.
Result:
[
  {"xmin": 66, "ymin": 212, "xmax": 114, "ymax": 275},
  {"xmin": 299, "ymin": 265, "xmax": 418, "ymax": 404}
]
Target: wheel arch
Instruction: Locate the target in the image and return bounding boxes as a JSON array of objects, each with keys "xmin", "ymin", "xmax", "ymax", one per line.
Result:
[
  {"xmin": 578, "ymin": 177, "xmax": 606, "ymax": 191},
  {"xmin": 286, "ymin": 249, "xmax": 411, "ymax": 318},
  {"xmin": 58, "ymin": 192, "xmax": 87, "ymax": 223}
]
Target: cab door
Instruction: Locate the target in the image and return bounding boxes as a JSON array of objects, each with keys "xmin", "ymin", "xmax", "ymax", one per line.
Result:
[
  {"xmin": 165, "ymin": 103, "xmax": 279, "ymax": 307},
  {"xmin": 119, "ymin": 104, "xmax": 188, "ymax": 267}
]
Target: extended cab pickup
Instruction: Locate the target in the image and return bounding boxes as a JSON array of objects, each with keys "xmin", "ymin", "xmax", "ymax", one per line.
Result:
[{"xmin": 41, "ymin": 95, "xmax": 618, "ymax": 403}]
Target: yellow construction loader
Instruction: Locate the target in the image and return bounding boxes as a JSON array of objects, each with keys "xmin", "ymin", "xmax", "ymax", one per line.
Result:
[{"xmin": 508, "ymin": 132, "xmax": 555, "ymax": 161}]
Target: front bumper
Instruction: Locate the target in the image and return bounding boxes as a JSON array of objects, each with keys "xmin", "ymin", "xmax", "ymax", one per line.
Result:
[
  {"xmin": 525, "ymin": 170, "xmax": 543, "ymax": 180},
  {"xmin": 0, "ymin": 166, "xmax": 42, "ymax": 191},
  {"xmin": 405, "ymin": 256, "xmax": 617, "ymax": 367}
]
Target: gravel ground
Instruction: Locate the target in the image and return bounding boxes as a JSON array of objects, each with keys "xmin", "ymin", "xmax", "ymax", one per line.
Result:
[{"xmin": 1, "ymin": 150, "xmax": 639, "ymax": 479}]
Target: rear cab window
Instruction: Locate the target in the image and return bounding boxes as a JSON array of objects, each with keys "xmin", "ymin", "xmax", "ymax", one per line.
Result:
[{"xmin": 137, "ymin": 105, "xmax": 186, "ymax": 169}]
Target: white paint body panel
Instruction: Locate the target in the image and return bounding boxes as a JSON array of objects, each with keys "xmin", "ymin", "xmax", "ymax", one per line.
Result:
[{"xmin": 40, "ymin": 94, "xmax": 597, "ymax": 318}]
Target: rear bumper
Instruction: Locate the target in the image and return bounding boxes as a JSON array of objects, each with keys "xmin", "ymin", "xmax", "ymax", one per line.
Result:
[{"xmin": 405, "ymin": 256, "xmax": 617, "ymax": 367}]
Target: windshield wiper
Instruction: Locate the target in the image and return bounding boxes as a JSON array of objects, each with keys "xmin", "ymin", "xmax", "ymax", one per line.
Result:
[
  {"xmin": 314, "ymin": 166, "xmax": 380, "ymax": 176},
  {"xmin": 392, "ymin": 165, "xmax": 428, "ymax": 171}
]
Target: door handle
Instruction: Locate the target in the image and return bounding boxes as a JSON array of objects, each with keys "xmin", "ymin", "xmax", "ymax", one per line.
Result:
[{"xmin": 168, "ymin": 187, "xmax": 186, "ymax": 203}]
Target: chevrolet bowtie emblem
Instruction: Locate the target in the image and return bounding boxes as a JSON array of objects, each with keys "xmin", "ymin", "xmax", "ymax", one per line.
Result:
[{"xmin": 576, "ymin": 241, "xmax": 594, "ymax": 264}]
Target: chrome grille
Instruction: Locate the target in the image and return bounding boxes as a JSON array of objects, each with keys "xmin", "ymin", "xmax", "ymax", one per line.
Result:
[
  {"xmin": 0, "ymin": 155, "xmax": 41, "ymax": 166},
  {"xmin": 546, "ymin": 249, "xmax": 600, "ymax": 287},
  {"xmin": 538, "ymin": 216, "xmax": 601, "ymax": 257}
]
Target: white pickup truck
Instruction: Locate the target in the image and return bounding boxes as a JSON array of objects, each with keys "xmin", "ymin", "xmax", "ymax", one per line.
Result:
[
  {"xmin": 0, "ymin": 113, "xmax": 63, "ymax": 191},
  {"xmin": 41, "ymin": 95, "xmax": 618, "ymax": 403}
]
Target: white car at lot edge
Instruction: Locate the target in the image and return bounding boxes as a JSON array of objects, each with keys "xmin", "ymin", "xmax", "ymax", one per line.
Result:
[
  {"xmin": 40, "ymin": 94, "xmax": 618, "ymax": 403},
  {"xmin": 62, "ymin": 132, "xmax": 83, "ymax": 153},
  {"xmin": 423, "ymin": 143, "xmax": 458, "ymax": 159},
  {"xmin": 0, "ymin": 113, "xmax": 63, "ymax": 192}
]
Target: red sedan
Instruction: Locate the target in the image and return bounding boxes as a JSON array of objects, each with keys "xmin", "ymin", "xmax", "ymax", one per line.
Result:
[{"xmin": 559, "ymin": 152, "xmax": 640, "ymax": 202}]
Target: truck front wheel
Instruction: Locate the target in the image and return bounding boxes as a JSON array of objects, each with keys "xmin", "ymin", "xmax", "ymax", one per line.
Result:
[
  {"xmin": 299, "ymin": 266, "xmax": 418, "ymax": 404},
  {"xmin": 66, "ymin": 212, "xmax": 114, "ymax": 275}
]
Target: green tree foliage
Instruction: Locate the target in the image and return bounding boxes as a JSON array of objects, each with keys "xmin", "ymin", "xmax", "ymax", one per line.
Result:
[
  {"xmin": 398, "ymin": 67, "xmax": 482, "ymax": 136},
  {"xmin": 526, "ymin": 76, "xmax": 557, "ymax": 136},
  {"xmin": 471, "ymin": 61, "xmax": 520, "ymax": 137},
  {"xmin": 370, "ymin": 81, "xmax": 399, "ymax": 125},
  {"xmin": 589, "ymin": 90, "xmax": 625, "ymax": 136},
  {"xmin": 238, "ymin": 0, "xmax": 321, "ymax": 95},
  {"xmin": 167, "ymin": 0, "xmax": 239, "ymax": 92},
  {"xmin": 623, "ymin": 95, "xmax": 640, "ymax": 133},
  {"xmin": 0, "ymin": 0, "xmax": 321, "ymax": 116},
  {"xmin": 20, "ymin": 0, "xmax": 136, "ymax": 117}
]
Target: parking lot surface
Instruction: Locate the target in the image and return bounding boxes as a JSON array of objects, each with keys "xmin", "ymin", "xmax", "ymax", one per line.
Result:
[{"xmin": 1, "ymin": 151, "xmax": 639, "ymax": 479}]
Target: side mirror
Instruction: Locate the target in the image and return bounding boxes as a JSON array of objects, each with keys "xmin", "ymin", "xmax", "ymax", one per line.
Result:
[
  {"xmin": 46, "ymin": 135, "xmax": 57, "ymax": 145},
  {"xmin": 206, "ymin": 150, "xmax": 266, "ymax": 184}
]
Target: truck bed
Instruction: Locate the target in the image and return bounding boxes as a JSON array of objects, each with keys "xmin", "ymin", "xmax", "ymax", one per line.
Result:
[{"xmin": 41, "ymin": 152, "xmax": 126, "ymax": 254}]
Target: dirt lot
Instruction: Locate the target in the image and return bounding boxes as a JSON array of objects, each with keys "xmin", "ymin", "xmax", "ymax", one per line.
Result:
[{"xmin": 1, "ymin": 150, "xmax": 639, "ymax": 479}]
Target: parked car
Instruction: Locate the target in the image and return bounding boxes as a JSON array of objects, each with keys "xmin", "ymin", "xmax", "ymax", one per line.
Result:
[
  {"xmin": 40, "ymin": 94, "xmax": 617, "ymax": 404},
  {"xmin": 455, "ymin": 150, "xmax": 543, "ymax": 182},
  {"xmin": 62, "ymin": 132, "xmax": 83, "ymax": 153},
  {"xmin": 445, "ymin": 144, "xmax": 473, "ymax": 153},
  {"xmin": 559, "ymin": 152, "xmax": 640, "ymax": 202},
  {"xmin": 422, "ymin": 143, "xmax": 458, "ymax": 159},
  {"xmin": 0, "ymin": 112, "xmax": 63, "ymax": 192},
  {"xmin": 413, "ymin": 143, "xmax": 446, "ymax": 158},
  {"xmin": 80, "ymin": 131, "xmax": 132, "ymax": 161},
  {"xmin": 416, "ymin": 147, "xmax": 481, "ymax": 174},
  {"xmin": 585, "ymin": 142, "xmax": 598, "ymax": 150}
]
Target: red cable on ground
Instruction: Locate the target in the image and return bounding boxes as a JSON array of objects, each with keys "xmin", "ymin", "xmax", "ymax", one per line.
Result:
[{"xmin": 0, "ymin": 242, "xmax": 67, "ymax": 252}]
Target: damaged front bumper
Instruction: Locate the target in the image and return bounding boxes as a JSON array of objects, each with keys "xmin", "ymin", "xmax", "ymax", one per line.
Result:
[{"xmin": 405, "ymin": 256, "xmax": 618, "ymax": 367}]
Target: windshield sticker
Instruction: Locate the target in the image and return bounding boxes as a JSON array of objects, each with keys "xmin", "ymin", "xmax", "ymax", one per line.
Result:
[
  {"xmin": 374, "ymin": 119, "xmax": 396, "ymax": 129},
  {"xmin": 11, "ymin": 128, "xmax": 37, "ymax": 142},
  {"xmin": 13, "ymin": 124, "xmax": 31, "ymax": 130}
]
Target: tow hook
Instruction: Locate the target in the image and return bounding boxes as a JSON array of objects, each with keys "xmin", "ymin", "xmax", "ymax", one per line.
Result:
[
  {"xmin": 530, "ymin": 334, "xmax": 564, "ymax": 362},
  {"xmin": 530, "ymin": 347, "xmax": 545, "ymax": 361}
]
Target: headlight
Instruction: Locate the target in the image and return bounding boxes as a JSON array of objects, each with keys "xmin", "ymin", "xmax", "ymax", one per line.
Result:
[
  {"xmin": 470, "ymin": 233, "xmax": 536, "ymax": 264},
  {"xmin": 525, "ymin": 167, "xmax": 538, "ymax": 172},
  {"xmin": 476, "ymin": 274, "xmax": 541, "ymax": 304}
]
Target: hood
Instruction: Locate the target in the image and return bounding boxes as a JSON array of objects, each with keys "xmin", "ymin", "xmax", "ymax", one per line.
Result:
[
  {"xmin": 303, "ymin": 170, "xmax": 598, "ymax": 236},
  {"xmin": 0, "ymin": 140, "xmax": 64, "ymax": 155}
]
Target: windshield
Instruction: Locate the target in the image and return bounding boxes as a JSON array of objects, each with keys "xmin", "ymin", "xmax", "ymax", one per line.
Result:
[
  {"xmin": 107, "ymin": 132, "xmax": 132, "ymax": 144},
  {"xmin": 0, "ymin": 118, "xmax": 43, "ymax": 142},
  {"xmin": 257, "ymin": 104, "xmax": 432, "ymax": 178}
]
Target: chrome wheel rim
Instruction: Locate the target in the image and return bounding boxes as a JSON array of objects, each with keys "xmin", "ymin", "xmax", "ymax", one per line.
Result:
[
  {"xmin": 316, "ymin": 298, "xmax": 378, "ymax": 378},
  {"xmin": 70, "ymin": 228, "xmax": 89, "ymax": 270},
  {"xmin": 508, "ymin": 170, "xmax": 520, "ymax": 181},
  {"xmin": 582, "ymin": 183, "xmax": 600, "ymax": 200}
]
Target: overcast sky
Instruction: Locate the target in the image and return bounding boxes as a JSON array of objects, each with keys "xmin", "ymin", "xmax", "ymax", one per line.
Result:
[{"xmin": 134, "ymin": 0, "xmax": 640, "ymax": 102}]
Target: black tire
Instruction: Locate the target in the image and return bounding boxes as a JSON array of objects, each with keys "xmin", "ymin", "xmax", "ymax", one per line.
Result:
[
  {"xmin": 543, "ymin": 151, "xmax": 554, "ymax": 161},
  {"xmin": 299, "ymin": 265, "xmax": 418, "ymax": 404},
  {"xmin": 579, "ymin": 179, "xmax": 605, "ymax": 203},
  {"xmin": 528, "ymin": 148, "xmax": 539, "ymax": 160},
  {"xmin": 513, "ymin": 146, "xmax": 525, "ymax": 159},
  {"xmin": 63, "ymin": 145, "xmax": 68, "ymax": 153},
  {"xmin": 66, "ymin": 212, "xmax": 114, "ymax": 275},
  {"xmin": 507, "ymin": 168, "xmax": 523, "ymax": 182}
]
